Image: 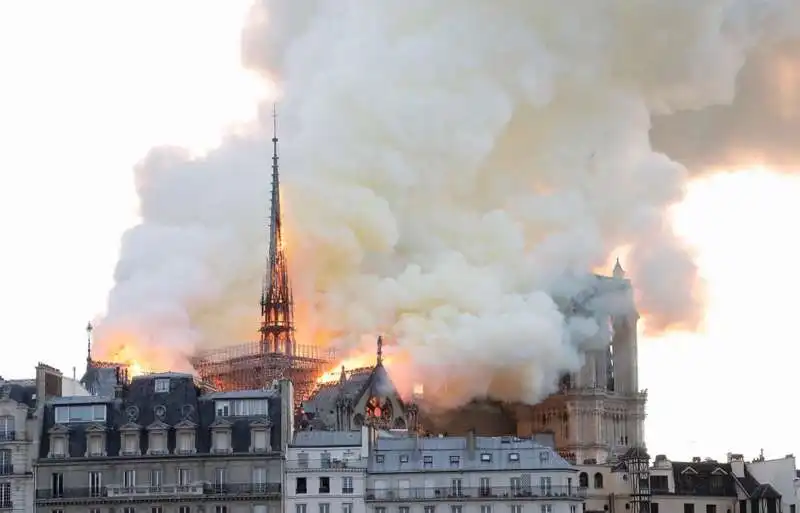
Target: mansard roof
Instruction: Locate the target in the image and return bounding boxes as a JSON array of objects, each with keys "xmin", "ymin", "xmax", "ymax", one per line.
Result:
[
  {"xmin": 0, "ymin": 380, "xmax": 37, "ymax": 412},
  {"xmin": 663, "ymin": 461, "xmax": 764, "ymax": 497},
  {"xmin": 39, "ymin": 373, "xmax": 284, "ymax": 460}
]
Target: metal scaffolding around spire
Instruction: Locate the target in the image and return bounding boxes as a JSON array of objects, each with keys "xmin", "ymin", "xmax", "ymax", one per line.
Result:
[{"xmin": 191, "ymin": 104, "xmax": 335, "ymax": 399}]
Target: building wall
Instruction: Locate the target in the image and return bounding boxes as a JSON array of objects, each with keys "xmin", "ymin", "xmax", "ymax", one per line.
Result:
[
  {"xmin": 650, "ymin": 496, "xmax": 737, "ymax": 513},
  {"xmin": 748, "ymin": 457, "xmax": 799, "ymax": 513},
  {"xmin": 286, "ymin": 442, "xmax": 368, "ymax": 513},
  {"xmin": 0, "ymin": 397, "xmax": 35, "ymax": 513}
]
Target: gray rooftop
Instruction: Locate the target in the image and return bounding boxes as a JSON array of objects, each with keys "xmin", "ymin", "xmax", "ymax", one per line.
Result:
[
  {"xmin": 292, "ymin": 430, "xmax": 363, "ymax": 447},
  {"xmin": 370, "ymin": 436, "xmax": 574, "ymax": 473},
  {"xmin": 202, "ymin": 389, "xmax": 279, "ymax": 400},
  {"xmin": 48, "ymin": 395, "xmax": 113, "ymax": 405}
]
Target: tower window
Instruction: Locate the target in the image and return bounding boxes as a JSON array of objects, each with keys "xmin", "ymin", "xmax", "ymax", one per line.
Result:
[{"xmin": 154, "ymin": 379, "xmax": 169, "ymax": 393}]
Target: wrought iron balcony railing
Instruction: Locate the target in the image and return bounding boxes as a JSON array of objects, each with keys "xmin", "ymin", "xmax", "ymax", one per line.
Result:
[
  {"xmin": 0, "ymin": 465, "xmax": 12, "ymax": 476},
  {"xmin": 0, "ymin": 501, "xmax": 11, "ymax": 510},
  {"xmin": 365, "ymin": 486, "xmax": 586, "ymax": 502},
  {"xmin": 0, "ymin": 431, "xmax": 15, "ymax": 442},
  {"xmin": 205, "ymin": 483, "xmax": 281, "ymax": 496},
  {"xmin": 37, "ymin": 482, "xmax": 282, "ymax": 501}
]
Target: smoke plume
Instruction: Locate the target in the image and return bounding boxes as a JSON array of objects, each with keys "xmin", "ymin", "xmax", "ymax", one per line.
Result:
[{"xmin": 95, "ymin": 0, "xmax": 799, "ymax": 405}]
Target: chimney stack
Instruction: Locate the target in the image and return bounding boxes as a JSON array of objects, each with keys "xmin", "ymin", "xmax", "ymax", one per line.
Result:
[
  {"xmin": 35, "ymin": 363, "xmax": 63, "ymax": 402},
  {"xmin": 467, "ymin": 429, "xmax": 476, "ymax": 460}
]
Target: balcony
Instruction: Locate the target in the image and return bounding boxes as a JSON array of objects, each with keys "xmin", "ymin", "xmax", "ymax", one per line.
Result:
[
  {"xmin": 107, "ymin": 483, "xmax": 205, "ymax": 497},
  {"xmin": 286, "ymin": 459, "xmax": 368, "ymax": 472},
  {"xmin": 0, "ymin": 502, "xmax": 11, "ymax": 511},
  {"xmin": 0, "ymin": 432, "xmax": 15, "ymax": 442},
  {"xmin": 0, "ymin": 465, "xmax": 12, "ymax": 476},
  {"xmin": 36, "ymin": 483, "xmax": 281, "ymax": 503},
  {"xmin": 365, "ymin": 486, "xmax": 586, "ymax": 502},
  {"xmin": 205, "ymin": 483, "xmax": 281, "ymax": 497}
]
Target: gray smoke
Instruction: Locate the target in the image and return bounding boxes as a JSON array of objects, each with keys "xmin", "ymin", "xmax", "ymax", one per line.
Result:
[{"xmin": 94, "ymin": 0, "xmax": 800, "ymax": 406}]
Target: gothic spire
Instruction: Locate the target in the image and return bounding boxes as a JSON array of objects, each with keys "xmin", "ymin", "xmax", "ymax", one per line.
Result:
[
  {"xmin": 259, "ymin": 104, "xmax": 296, "ymax": 357},
  {"xmin": 86, "ymin": 321, "xmax": 93, "ymax": 362},
  {"xmin": 376, "ymin": 336, "xmax": 383, "ymax": 366}
]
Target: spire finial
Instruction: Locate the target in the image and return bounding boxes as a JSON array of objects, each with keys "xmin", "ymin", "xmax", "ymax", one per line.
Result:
[
  {"xmin": 613, "ymin": 257, "xmax": 625, "ymax": 278},
  {"xmin": 86, "ymin": 321, "xmax": 93, "ymax": 362},
  {"xmin": 376, "ymin": 336, "xmax": 383, "ymax": 366}
]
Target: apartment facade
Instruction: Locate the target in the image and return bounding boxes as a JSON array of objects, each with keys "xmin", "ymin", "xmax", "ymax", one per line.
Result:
[
  {"xmin": 0, "ymin": 378, "xmax": 37, "ymax": 513},
  {"xmin": 34, "ymin": 371, "xmax": 293, "ymax": 513},
  {"xmin": 285, "ymin": 429, "xmax": 369, "ymax": 513},
  {"xmin": 366, "ymin": 433, "xmax": 584, "ymax": 513}
]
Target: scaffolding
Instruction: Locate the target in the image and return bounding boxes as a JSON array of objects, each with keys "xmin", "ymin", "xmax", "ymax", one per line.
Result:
[{"xmin": 190, "ymin": 341, "xmax": 336, "ymax": 401}]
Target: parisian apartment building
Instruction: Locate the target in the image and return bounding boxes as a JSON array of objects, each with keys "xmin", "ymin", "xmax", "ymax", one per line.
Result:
[
  {"xmin": 33, "ymin": 369, "xmax": 293, "ymax": 513},
  {"xmin": 285, "ymin": 429, "xmax": 369, "ymax": 513}
]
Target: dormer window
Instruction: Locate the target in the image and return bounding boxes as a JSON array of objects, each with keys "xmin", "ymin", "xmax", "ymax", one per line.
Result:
[
  {"xmin": 84, "ymin": 424, "xmax": 107, "ymax": 457},
  {"xmin": 540, "ymin": 451, "xmax": 550, "ymax": 464},
  {"xmin": 146, "ymin": 421, "xmax": 168, "ymax": 456},
  {"xmin": 47, "ymin": 424, "xmax": 69, "ymax": 458},
  {"xmin": 154, "ymin": 379, "xmax": 170, "ymax": 393},
  {"xmin": 249, "ymin": 418, "xmax": 272, "ymax": 453},
  {"xmin": 210, "ymin": 418, "xmax": 232, "ymax": 454},
  {"xmin": 174, "ymin": 420, "xmax": 197, "ymax": 455}
]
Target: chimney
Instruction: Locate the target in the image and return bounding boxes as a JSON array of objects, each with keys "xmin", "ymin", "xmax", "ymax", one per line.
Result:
[
  {"xmin": 367, "ymin": 424, "xmax": 376, "ymax": 460},
  {"xmin": 467, "ymin": 429, "xmax": 476, "ymax": 460},
  {"xmin": 35, "ymin": 363, "xmax": 63, "ymax": 402},
  {"xmin": 279, "ymin": 378, "xmax": 294, "ymax": 452},
  {"xmin": 728, "ymin": 453, "xmax": 745, "ymax": 478}
]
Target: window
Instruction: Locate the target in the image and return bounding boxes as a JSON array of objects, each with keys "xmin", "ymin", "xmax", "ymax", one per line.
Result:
[
  {"xmin": 90, "ymin": 510, "xmax": 101, "ymax": 513},
  {"xmin": 298, "ymin": 453, "xmax": 309, "ymax": 468},
  {"xmin": 214, "ymin": 399, "xmax": 268, "ymax": 416},
  {"xmin": 150, "ymin": 469, "xmax": 164, "ymax": 492},
  {"xmin": 178, "ymin": 468, "xmax": 191, "ymax": 486},
  {"xmin": 481, "ymin": 453, "xmax": 492, "ymax": 462},
  {"xmin": 579, "ymin": 472, "xmax": 588, "ymax": 488},
  {"xmin": 707, "ymin": 507, "xmax": 717, "ymax": 513},
  {"xmin": 511, "ymin": 507, "xmax": 523, "ymax": 513},
  {"xmin": 593, "ymin": 473, "xmax": 604, "ymax": 489},
  {"xmin": 122, "ymin": 433, "xmax": 138, "ymax": 454},
  {"xmin": 684, "ymin": 505, "xmax": 695, "ymax": 513},
  {"xmin": 451, "ymin": 507, "xmax": 462, "ymax": 513},
  {"xmin": 0, "ymin": 450, "xmax": 10, "ymax": 474},
  {"xmin": 123, "ymin": 470, "xmax": 135, "ymax": 489},
  {"xmin": 539, "ymin": 477, "xmax": 552, "ymax": 495},
  {"xmin": 321, "ymin": 452, "xmax": 332, "ymax": 468},
  {"xmin": 179, "ymin": 507, "xmax": 191, "ymax": 513},
  {"xmin": 0, "ymin": 416, "xmax": 13, "ymax": 441},
  {"xmin": 343, "ymin": 503, "xmax": 353, "ymax": 513},
  {"xmin": 450, "ymin": 455, "xmax": 460, "ymax": 467},
  {"xmin": 375, "ymin": 508, "xmax": 386, "ymax": 513},
  {"xmin": 296, "ymin": 477, "xmax": 307, "ymax": 494},
  {"xmin": 214, "ymin": 468, "xmax": 226, "ymax": 490},
  {"xmin": 0, "ymin": 482, "xmax": 10, "ymax": 508},
  {"xmin": 790, "ymin": 506, "xmax": 795, "ymax": 513},
  {"xmin": 215, "ymin": 507, "xmax": 228, "ymax": 513},
  {"xmin": 320, "ymin": 476, "xmax": 331, "ymax": 494},
  {"xmin": 400, "ymin": 507, "xmax": 410, "ymax": 513},
  {"xmin": 541, "ymin": 506, "xmax": 552, "ymax": 513},
  {"xmin": 375, "ymin": 454, "xmax": 385, "ymax": 463},
  {"xmin": 151, "ymin": 508, "xmax": 163, "ymax": 513},
  {"xmin": 342, "ymin": 476, "xmax": 354, "ymax": 494},
  {"xmin": 296, "ymin": 505, "xmax": 307, "ymax": 513},
  {"xmin": 570, "ymin": 506, "xmax": 577, "ymax": 513},
  {"xmin": 423, "ymin": 455, "xmax": 433, "ymax": 468},
  {"xmin": 154, "ymin": 378, "xmax": 170, "ymax": 393},
  {"xmin": 539, "ymin": 451, "xmax": 550, "ymax": 464},
  {"xmin": 89, "ymin": 471, "xmax": 102, "ymax": 497},
  {"xmin": 482, "ymin": 506, "xmax": 492, "ymax": 513},
  {"xmin": 400, "ymin": 454, "xmax": 409, "ymax": 463},
  {"xmin": 480, "ymin": 477, "xmax": 491, "ymax": 496},
  {"xmin": 88, "ymin": 435, "xmax": 103, "ymax": 456},
  {"xmin": 424, "ymin": 507, "xmax": 436, "ymax": 513},
  {"xmin": 213, "ymin": 430, "xmax": 230, "ymax": 452},
  {"xmin": 51, "ymin": 473, "xmax": 64, "ymax": 497},
  {"xmin": 509, "ymin": 452, "xmax": 520, "ymax": 462},
  {"xmin": 51, "ymin": 436, "xmax": 66, "ymax": 456},
  {"xmin": 253, "ymin": 467, "xmax": 267, "ymax": 492},
  {"xmin": 123, "ymin": 508, "xmax": 135, "ymax": 513},
  {"xmin": 54, "ymin": 404, "xmax": 106, "ymax": 423},
  {"xmin": 178, "ymin": 433, "xmax": 193, "ymax": 452},
  {"xmin": 652, "ymin": 504, "xmax": 660, "ymax": 513},
  {"xmin": 451, "ymin": 478, "xmax": 463, "ymax": 496},
  {"xmin": 510, "ymin": 477, "xmax": 522, "ymax": 495},
  {"xmin": 149, "ymin": 432, "xmax": 166, "ymax": 454},
  {"xmin": 320, "ymin": 504, "xmax": 331, "ymax": 513}
]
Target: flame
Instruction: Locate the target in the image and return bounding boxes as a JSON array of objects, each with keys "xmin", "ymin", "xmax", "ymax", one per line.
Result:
[
  {"xmin": 94, "ymin": 331, "xmax": 167, "ymax": 376},
  {"xmin": 317, "ymin": 353, "xmax": 382, "ymax": 384}
]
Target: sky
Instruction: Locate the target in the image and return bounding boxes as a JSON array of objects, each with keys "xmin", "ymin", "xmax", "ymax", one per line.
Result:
[{"xmin": 1, "ymin": 1, "xmax": 798, "ymax": 462}]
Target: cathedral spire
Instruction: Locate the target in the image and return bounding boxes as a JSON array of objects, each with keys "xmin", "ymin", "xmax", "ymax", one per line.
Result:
[
  {"xmin": 376, "ymin": 336, "xmax": 383, "ymax": 366},
  {"xmin": 259, "ymin": 104, "xmax": 296, "ymax": 357},
  {"xmin": 613, "ymin": 257, "xmax": 625, "ymax": 279},
  {"xmin": 86, "ymin": 321, "xmax": 93, "ymax": 362}
]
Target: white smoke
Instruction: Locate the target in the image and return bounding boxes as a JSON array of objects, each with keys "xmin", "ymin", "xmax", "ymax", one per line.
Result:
[{"xmin": 95, "ymin": 0, "xmax": 800, "ymax": 404}]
